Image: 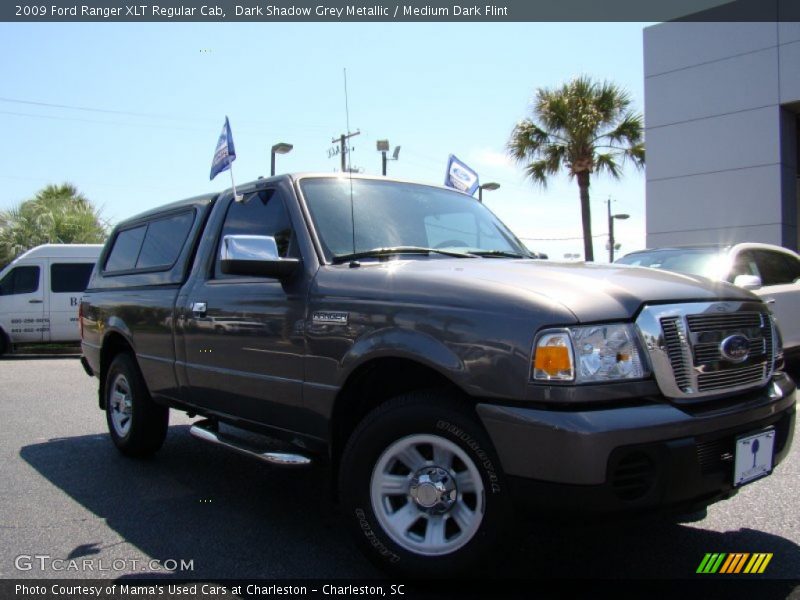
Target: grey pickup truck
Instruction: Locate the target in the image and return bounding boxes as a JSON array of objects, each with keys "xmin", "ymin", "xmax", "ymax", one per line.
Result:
[{"xmin": 80, "ymin": 174, "xmax": 795, "ymax": 575}]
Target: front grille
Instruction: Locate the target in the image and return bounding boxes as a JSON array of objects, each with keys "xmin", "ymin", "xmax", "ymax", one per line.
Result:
[
  {"xmin": 637, "ymin": 302, "xmax": 776, "ymax": 400},
  {"xmin": 693, "ymin": 338, "xmax": 766, "ymax": 364},
  {"xmin": 686, "ymin": 313, "xmax": 762, "ymax": 331},
  {"xmin": 697, "ymin": 363, "xmax": 767, "ymax": 392},
  {"xmin": 696, "ymin": 438, "xmax": 734, "ymax": 475},
  {"xmin": 661, "ymin": 317, "xmax": 692, "ymax": 391}
]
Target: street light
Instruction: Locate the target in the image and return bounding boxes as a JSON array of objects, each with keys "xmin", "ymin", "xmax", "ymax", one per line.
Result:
[
  {"xmin": 270, "ymin": 142, "xmax": 293, "ymax": 176},
  {"xmin": 478, "ymin": 182, "xmax": 500, "ymax": 203},
  {"xmin": 376, "ymin": 140, "xmax": 401, "ymax": 175},
  {"xmin": 606, "ymin": 197, "xmax": 629, "ymax": 262}
]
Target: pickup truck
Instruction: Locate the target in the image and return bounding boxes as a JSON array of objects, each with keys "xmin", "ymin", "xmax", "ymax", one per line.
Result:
[{"xmin": 80, "ymin": 174, "xmax": 796, "ymax": 575}]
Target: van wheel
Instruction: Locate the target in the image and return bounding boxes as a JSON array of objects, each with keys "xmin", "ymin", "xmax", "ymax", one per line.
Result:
[
  {"xmin": 105, "ymin": 353, "xmax": 169, "ymax": 457},
  {"xmin": 0, "ymin": 330, "xmax": 7, "ymax": 356},
  {"xmin": 339, "ymin": 391, "xmax": 511, "ymax": 576}
]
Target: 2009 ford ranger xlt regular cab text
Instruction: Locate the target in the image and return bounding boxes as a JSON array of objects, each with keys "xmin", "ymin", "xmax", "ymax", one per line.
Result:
[{"xmin": 80, "ymin": 174, "xmax": 795, "ymax": 575}]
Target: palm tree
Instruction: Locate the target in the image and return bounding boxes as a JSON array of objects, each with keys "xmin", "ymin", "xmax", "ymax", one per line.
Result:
[
  {"xmin": 507, "ymin": 76, "xmax": 645, "ymax": 262},
  {"xmin": 0, "ymin": 183, "xmax": 107, "ymax": 267}
]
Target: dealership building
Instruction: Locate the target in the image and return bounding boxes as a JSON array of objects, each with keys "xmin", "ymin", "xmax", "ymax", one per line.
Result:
[{"xmin": 643, "ymin": 21, "xmax": 800, "ymax": 251}]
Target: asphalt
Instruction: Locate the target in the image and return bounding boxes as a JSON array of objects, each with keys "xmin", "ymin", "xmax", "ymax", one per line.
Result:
[{"xmin": 0, "ymin": 357, "xmax": 798, "ymax": 584}]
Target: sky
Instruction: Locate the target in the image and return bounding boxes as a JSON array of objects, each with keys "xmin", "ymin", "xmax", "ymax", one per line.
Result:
[{"xmin": 0, "ymin": 21, "xmax": 652, "ymax": 261}]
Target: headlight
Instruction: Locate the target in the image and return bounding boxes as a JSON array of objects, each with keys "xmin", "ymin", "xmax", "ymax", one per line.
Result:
[
  {"xmin": 532, "ymin": 323, "xmax": 648, "ymax": 383},
  {"xmin": 770, "ymin": 314, "xmax": 784, "ymax": 370}
]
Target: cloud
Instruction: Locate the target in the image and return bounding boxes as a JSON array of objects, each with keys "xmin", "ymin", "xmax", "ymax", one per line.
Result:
[{"xmin": 466, "ymin": 147, "xmax": 517, "ymax": 173}]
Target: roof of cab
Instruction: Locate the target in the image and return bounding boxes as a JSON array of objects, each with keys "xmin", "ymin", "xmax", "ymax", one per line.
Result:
[{"xmin": 113, "ymin": 172, "xmax": 477, "ymax": 229}]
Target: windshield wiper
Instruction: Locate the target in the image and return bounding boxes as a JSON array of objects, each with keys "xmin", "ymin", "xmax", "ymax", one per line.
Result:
[
  {"xmin": 470, "ymin": 250, "xmax": 529, "ymax": 259},
  {"xmin": 332, "ymin": 246, "xmax": 477, "ymax": 263}
]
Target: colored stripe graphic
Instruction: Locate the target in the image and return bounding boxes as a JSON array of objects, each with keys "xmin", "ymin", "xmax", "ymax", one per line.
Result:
[
  {"xmin": 720, "ymin": 553, "xmax": 749, "ymax": 573},
  {"xmin": 743, "ymin": 553, "xmax": 773, "ymax": 574},
  {"xmin": 698, "ymin": 553, "xmax": 773, "ymax": 574},
  {"xmin": 697, "ymin": 553, "xmax": 727, "ymax": 573}
]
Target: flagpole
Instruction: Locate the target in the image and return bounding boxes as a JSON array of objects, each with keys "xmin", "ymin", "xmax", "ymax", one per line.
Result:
[{"xmin": 229, "ymin": 166, "xmax": 242, "ymax": 202}]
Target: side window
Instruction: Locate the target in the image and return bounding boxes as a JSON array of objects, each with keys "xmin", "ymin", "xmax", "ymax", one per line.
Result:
[
  {"xmin": 104, "ymin": 211, "xmax": 195, "ymax": 273},
  {"xmin": 51, "ymin": 263, "xmax": 94, "ymax": 293},
  {"xmin": 105, "ymin": 226, "xmax": 146, "ymax": 272},
  {"xmin": 424, "ymin": 212, "xmax": 478, "ymax": 248},
  {"xmin": 214, "ymin": 190, "xmax": 297, "ymax": 278},
  {"xmin": 0, "ymin": 266, "xmax": 40, "ymax": 296},
  {"xmin": 728, "ymin": 251, "xmax": 759, "ymax": 282},
  {"xmin": 753, "ymin": 250, "xmax": 800, "ymax": 286},
  {"xmin": 136, "ymin": 211, "xmax": 195, "ymax": 269}
]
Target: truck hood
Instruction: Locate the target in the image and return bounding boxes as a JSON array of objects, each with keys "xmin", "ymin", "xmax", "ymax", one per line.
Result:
[{"xmin": 325, "ymin": 258, "xmax": 758, "ymax": 323}]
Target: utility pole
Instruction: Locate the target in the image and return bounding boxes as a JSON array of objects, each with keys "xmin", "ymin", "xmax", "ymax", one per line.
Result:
[
  {"xmin": 607, "ymin": 197, "xmax": 614, "ymax": 263},
  {"xmin": 332, "ymin": 130, "xmax": 360, "ymax": 172}
]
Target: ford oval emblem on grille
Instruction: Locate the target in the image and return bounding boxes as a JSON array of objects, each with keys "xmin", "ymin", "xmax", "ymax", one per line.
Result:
[{"xmin": 720, "ymin": 334, "xmax": 750, "ymax": 363}]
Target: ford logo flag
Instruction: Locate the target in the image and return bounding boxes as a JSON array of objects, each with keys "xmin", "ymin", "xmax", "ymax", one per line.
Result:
[
  {"xmin": 444, "ymin": 154, "xmax": 479, "ymax": 195},
  {"xmin": 210, "ymin": 116, "xmax": 237, "ymax": 180}
]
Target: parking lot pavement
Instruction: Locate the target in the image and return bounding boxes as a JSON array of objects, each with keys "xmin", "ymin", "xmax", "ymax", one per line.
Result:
[{"xmin": 0, "ymin": 357, "xmax": 798, "ymax": 582}]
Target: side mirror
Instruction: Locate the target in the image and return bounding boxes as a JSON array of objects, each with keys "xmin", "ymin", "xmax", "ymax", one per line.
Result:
[
  {"xmin": 220, "ymin": 235, "xmax": 300, "ymax": 279},
  {"xmin": 733, "ymin": 274, "xmax": 762, "ymax": 290}
]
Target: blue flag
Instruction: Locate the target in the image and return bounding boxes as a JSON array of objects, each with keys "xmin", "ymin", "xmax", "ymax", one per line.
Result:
[
  {"xmin": 210, "ymin": 116, "xmax": 236, "ymax": 180},
  {"xmin": 444, "ymin": 154, "xmax": 479, "ymax": 195}
]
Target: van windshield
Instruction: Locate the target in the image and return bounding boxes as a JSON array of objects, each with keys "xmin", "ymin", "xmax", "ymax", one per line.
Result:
[{"xmin": 299, "ymin": 178, "xmax": 530, "ymax": 262}]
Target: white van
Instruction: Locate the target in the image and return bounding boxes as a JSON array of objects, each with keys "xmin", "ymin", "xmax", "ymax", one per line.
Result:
[{"xmin": 0, "ymin": 244, "xmax": 102, "ymax": 354}]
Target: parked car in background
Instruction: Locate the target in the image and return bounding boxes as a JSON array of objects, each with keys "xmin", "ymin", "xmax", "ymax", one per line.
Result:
[
  {"xmin": 616, "ymin": 243, "xmax": 800, "ymax": 363},
  {"xmin": 0, "ymin": 244, "xmax": 102, "ymax": 354}
]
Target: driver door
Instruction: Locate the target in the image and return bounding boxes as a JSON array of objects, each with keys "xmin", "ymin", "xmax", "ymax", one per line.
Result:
[{"xmin": 181, "ymin": 189, "xmax": 308, "ymax": 432}]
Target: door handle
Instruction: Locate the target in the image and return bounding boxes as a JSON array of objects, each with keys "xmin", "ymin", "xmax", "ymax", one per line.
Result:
[
  {"xmin": 28, "ymin": 299, "xmax": 43, "ymax": 304},
  {"xmin": 191, "ymin": 302, "xmax": 207, "ymax": 318}
]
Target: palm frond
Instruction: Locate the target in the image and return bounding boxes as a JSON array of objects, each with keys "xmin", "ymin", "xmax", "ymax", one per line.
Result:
[{"xmin": 595, "ymin": 153, "xmax": 622, "ymax": 179}]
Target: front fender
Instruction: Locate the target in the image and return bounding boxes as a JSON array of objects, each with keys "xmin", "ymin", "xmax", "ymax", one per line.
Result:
[{"xmin": 338, "ymin": 327, "xmax": 465, "ymax": 388}]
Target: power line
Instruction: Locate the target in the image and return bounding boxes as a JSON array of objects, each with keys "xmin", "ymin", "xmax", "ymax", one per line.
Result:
[
  {"xmin": 0, "ymin": 96, "xmax": 333, "ymax": 132},
  {"xmin": 0, "ymin": 96, "xmax": 188, "ymax": 120},
  {"xmin": 519, "ymin": 233, "xmax": 608, "ymax": 241}
]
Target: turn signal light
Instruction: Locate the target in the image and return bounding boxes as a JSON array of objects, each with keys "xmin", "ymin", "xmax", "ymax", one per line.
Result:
[{"xmin": 532, "ymin": 331, "xmax": 575, "ymax": 381}]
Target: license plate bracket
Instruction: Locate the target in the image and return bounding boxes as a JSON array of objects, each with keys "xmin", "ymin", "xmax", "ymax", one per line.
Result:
[{"xmin": 733, "ymin": 428, "xmax": 775, "ymax": 487}]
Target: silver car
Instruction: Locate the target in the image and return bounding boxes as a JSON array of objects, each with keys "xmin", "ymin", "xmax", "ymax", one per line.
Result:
[{"xmin": 617, "ymin": 243, "xmax": 800, "ymax": 364}]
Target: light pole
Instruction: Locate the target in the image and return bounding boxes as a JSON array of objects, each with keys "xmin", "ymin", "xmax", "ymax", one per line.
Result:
[
  {"xmin": 376, "ymin": 140, "xmax": 401, "ymax": 175},
  {"xmin": 478, "ymin": 182, "xmax": 500, "ymax": 203},
  {"xmin": 270, "ymin": 142, "xmax": 293, "ymax": 176},
  {"xmin": 607, "ymin": 197, "xmax": 629, "ymax": 262}
]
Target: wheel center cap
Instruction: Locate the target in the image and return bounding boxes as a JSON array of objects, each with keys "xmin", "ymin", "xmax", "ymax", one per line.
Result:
[
  {"xmin": 415, "ymin": 483, "xmax": 439, "ymax": 507},
  {"xmin": 409, "ymin": 467, "xmax": 457, "ymax": 513}
]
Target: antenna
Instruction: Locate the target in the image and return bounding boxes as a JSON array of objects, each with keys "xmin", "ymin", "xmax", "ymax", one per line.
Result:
[
  {"xmin": 344, "ymin": 68, "xmax": 356, "ymax": 255},
  {"xmin": 344, "ymin": 68, "xmax": 351, "ymax": 171}
]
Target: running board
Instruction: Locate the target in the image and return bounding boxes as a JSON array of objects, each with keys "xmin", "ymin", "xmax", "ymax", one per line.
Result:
[{"xmin": 189, "ymin": 420, "xmax": 312, "ymax": 467}]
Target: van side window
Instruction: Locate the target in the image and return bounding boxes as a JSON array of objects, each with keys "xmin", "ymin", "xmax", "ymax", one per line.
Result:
[
  {"xmin": 214, "ymin": 190, "xmax": 297, "ymax": 279},
  {"xmin": 51, "ymin": 263, "xmax": 94, "ymax": 293},
  {"xmin": 0, "ymin": 266, "xmax": 40, "ymax": 295},
  {"xmin": 105, "ymin": 226, "xmax": 146, "ymax": 272},
  {"xmin": 137, "ymin": 211, "xmax": 195, "ymax": 269}
]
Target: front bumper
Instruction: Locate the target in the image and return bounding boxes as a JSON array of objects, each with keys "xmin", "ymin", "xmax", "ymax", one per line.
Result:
[{"xmin": 477, "ymin": 373, "xmax": 795, "ymax": 513}]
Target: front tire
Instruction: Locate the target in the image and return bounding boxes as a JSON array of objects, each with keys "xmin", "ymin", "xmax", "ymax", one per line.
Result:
[
  {"xmin": 105, "ymin": 353, "xmax": 168, "ymax": 457},
  {"xmin": 339, "ymin": 391, "xmax": 511, "ymax": 576}
]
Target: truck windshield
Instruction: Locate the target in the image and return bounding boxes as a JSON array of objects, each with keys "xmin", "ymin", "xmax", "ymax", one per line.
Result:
[{"xmin": 299, "ymin": 177, "xmax": 531, "ymax": 262}]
